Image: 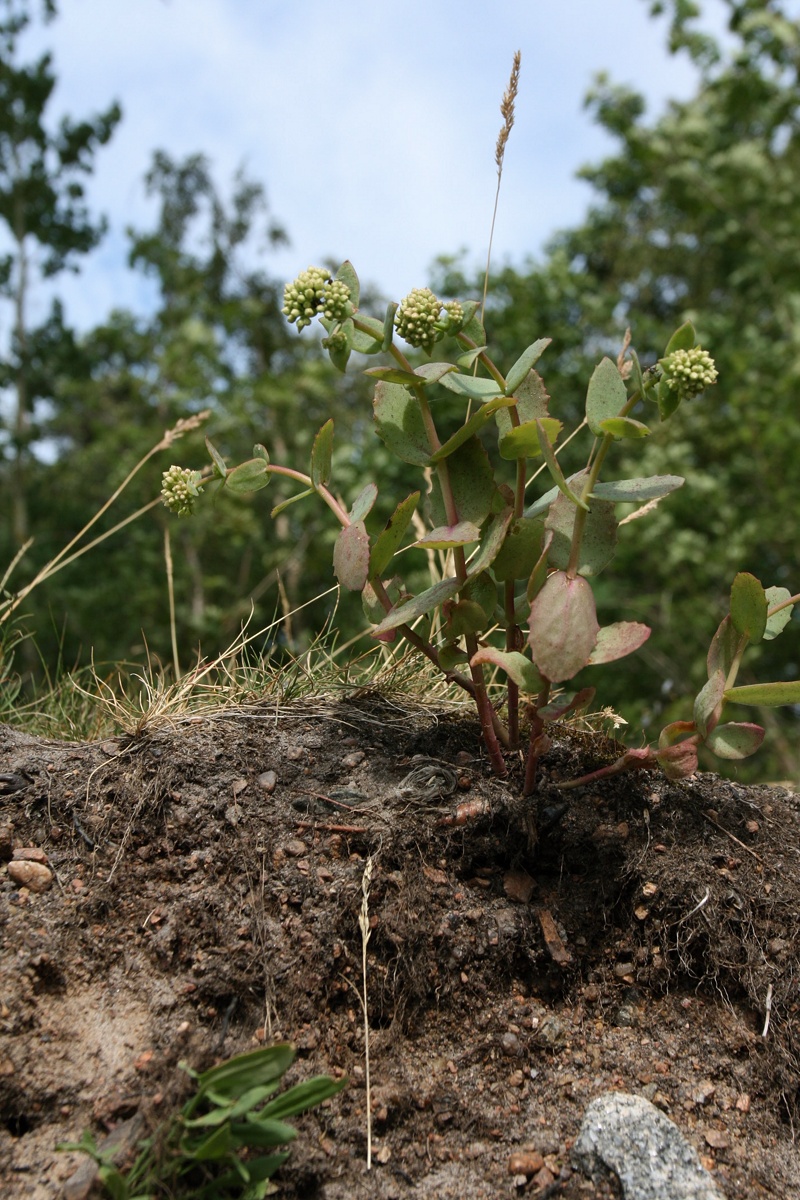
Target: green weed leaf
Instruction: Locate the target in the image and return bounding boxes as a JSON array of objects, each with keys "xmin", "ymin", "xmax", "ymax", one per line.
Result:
[
  {"xmin": 499, "ymin": 417, "xmax": 562, "ymax": 460},
  {"xmin": 416, "ymin": 521, "xmax": 481, "ymax": 549},
  {"xmin": 370, "ymin": 577, "xmax": 461, "ymax": 636},
  {"xmin": 311, "ymin": 419, "xmax": 334, "ymax": 489},
  {"xmin": 587, "ymin": 621, "xmax": 650, "ymax": 665},
  {"xmin": 528, "ymin": 571, "xmax": 599, "ymax": 683},
  {"xmin": 429, "ymin": 395, "xmax": 515, "ymax": 463},
  {"xmin": 333, "ymin": 521, "xmax": 370, "ymax": 591},
  {"xmin": 693, "ymin": 669, "xmax": 725, "ymax": 738},
  {"xmin": 663, "ymin": 321, "xmax": 696, "ymax": 356},
  {"xmin": 705, "ymin": 722, "xmax": 765, "ymax": 760},
  {"xmin": 470, "ymin": 647, "xmax": 544, "ymax": 693},
  {"xmin": 597, "ymin": 416, "xmax": 650, "ymax": 438},
  {"xmin": 370, "ymin": 492, "xmax": 419, "ymax": 578},
  {"xmin": 505, "ymin": 338, "xmax": 551, "ymax": 395},
  {"xmin": 348, "ymin": 483, "xmax": 378, "ymax": 523},
  {"xmin": 224, "ymin": 459, "xmax": 271, "ymax": 494},
  {"xmin": 724, "ymin": 681, "xmax": 800, "ymax": 706},
  {"xmin": 764, "ymin": 586, "xmax": 795, "ymax": 640}
]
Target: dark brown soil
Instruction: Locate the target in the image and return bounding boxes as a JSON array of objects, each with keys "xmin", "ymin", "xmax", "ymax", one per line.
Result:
[{"xmin": 1, "ymin": 697, "xmax": 799, "ymax": 1198}]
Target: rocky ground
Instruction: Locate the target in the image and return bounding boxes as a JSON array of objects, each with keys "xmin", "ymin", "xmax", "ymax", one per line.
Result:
[{"xmin": 1, "ymin": 696, "xmax": 799, "ymax": 1198}]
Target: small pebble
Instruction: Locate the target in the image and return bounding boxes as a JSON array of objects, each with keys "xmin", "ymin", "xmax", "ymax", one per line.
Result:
[
  {"xmin": 257, "ymin": 770, "xmax": 277, "ymax": 793},
  {"xmin": 7, "ymin": 860, "xmax": 53, "ymax": 893}
]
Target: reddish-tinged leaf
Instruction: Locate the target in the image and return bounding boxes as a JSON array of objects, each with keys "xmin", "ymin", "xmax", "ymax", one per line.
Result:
[
  {"xmin": 370, "ymin": 492, "xmax": 419, "ymax": 578},
  {"xmin": 707, "ymin": 615, "xmax": 741, "ymax": 679},
  {"xmin": 705, "ymin": 722, "xmax": 765, "ymax": 760},
  {"xmin": 656, "ymin": 740, "xmax": 699, "ymax": 780},
  {"xmin": 693, "ymin": 670, "xmax": 726, "ymax": 738},
  {"xmin": 470, "ymin": 648, "xmax": 544, "ymax": 693},
  {"xmin": 730, "ymin": 572, "xmax": 767, "ymax": 644},
  {"xmin": 417, "ymin": 521, "xmax": 481, "ymax": 549},
  {"xmin": 528, "ymin": 571, "xmax": 599, "ymax": 683},
  {"xmin": 370, "ymin": 576, "xmax": 461, "ymax": 636},
  {"xmin": 333, "ymin": 521, "xmax": 370, "ymax": 591},
  {"xmin": 587, "ymin": 622, "xmax": 650, "ymax": 665}
]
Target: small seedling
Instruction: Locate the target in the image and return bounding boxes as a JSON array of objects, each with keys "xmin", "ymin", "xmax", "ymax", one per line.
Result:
[{"xmin": 59, "ymin": 1041, "xmax": 346, "ymax": 1198}]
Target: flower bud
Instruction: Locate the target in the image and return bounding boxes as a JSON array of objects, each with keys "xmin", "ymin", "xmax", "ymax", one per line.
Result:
[
  {"xmin": 322, "ymin": 278, "xmax": 352, "ymax": 322},
  {"xmin": 161, "ymin": 465, "xmax": 204, "ymax": 517},
  {"xmin": 394, "ymin": 287, "xmax": 442, "ymax": 353},
  {"xmin": 660, "ymin": 347, "xmax": 718, "ymax": 401},
  {"xmin": 282, "ymin": 266, "xmax": 331, "ymax": 331}
]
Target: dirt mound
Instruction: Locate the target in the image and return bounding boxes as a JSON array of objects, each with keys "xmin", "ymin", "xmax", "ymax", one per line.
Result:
[{"xmin": 1, "ymin": 699, "xmax": 799, "ymax": 1197}]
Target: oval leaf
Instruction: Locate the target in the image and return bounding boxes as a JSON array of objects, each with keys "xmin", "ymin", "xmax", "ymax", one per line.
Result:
[
  {"xmin": 373, "ymin": 381, "xmax": 431, "ymax": 466},
  {"xmin": 586, "ymin": 357, "xmax": 627, "ymax": 436},
  {"xmin": 730, "ymin": 572, "xmax": 768, "ymax": 644},
  {"xmin": 499, "ymin": 417, "xmax": 562, "ymax": 461},
  {"xmin": 705, "ymin": 722, "xmax": 765, "ymax": 760},
  {"xmin": 225, "ymin": 458, "xmax": 270, "ymax": 494},
  {"xmin": 528, "ymin": 571, "xmax": 599, "ymax": 683},
  {"xmin": 706, "ymin": 614, "xmax": 741, "ymax": 679},
  {"xmin": 335, "ymin": 260, "xmax": 360, "ymax": 308},
  {"xmin": 206, "ymin": 436, "xmax": 228, "ymax": 478},
  {"xmin": 656, "ymin": 739, "xmax": 699, "ymax": 780},
  {"xmin": 470, "ymin": 647, "xmax": 544, "ymax": 693},
  {"xmin": 492, "ymin": 516, "xmax": 545, "ymax": 583},
  {"xmin": 429, "ymin": 436, "xmax": 495, "ymax": 526},
  {"xmin": 333, "ymin": 521, "xmax": 370, "ymax": 591},
  {"xmin": 663, "ymin": 321, "xmax": 696, "ymax": 356},
  {"xmin": 764, "ymin": 586, "xmax": 795, "ymax": 641},
  {"xmin": 587, "ymin": 621, "xmax": 650, "ymax": 665},
  {"xmin": 467, "ymin": 507, "xmax": 514, "ymax": 577},
  {"xmin": 546, "ymin": 488, "xmax": 618, "ymax": 577}
]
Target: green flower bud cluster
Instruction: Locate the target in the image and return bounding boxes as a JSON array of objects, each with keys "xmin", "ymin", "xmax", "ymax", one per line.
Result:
[
  {"xmin": 322, "ymin": 278, "xmax": 352, "ymax": 322},
  {"xmin": 394, "ymin": 287, "xmax": 442, "ymax": 353},
  {"xmin": 660, "ymin": 347, "xmax": 718, "ymax": 400},
  {"xmin": 442, "ymin": 300, "xmax": 464, "ymax": 327},
  {"xmin": 161, "ymin": 465, "xmax": 204, "ymax": 517},
  {"xmin": 322, "ymin": 328, "xmax": 348, "ymax": 354},
  {"xmin": 283, "ymin": 267, "xmax": 352, "ymax": 331}
]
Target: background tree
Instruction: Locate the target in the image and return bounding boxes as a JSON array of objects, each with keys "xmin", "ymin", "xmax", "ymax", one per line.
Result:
[{"xmin": 0, "ymin": 0, "xmax": 120, "ymax": 555}]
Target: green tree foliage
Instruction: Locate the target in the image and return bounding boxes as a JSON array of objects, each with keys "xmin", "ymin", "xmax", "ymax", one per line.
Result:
[
  {"xmin": 29, "ymin": 152, "xmax": 378, "ymax": 672},
  {"xmin": 435, "ymin": 0, "xmax": 800, "ymax": 777},
  {"xmin": 0, "ymin": 0, "xmax": 120, "ymax": 549}
]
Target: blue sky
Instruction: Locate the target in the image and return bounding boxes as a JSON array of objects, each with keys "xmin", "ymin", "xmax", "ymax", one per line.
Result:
[{"xmin": 21, "ymin": 0, "xmax": 730, "ymax": 329}]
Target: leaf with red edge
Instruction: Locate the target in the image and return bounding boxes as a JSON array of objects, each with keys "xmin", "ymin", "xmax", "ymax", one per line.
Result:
[
  {"xmin": 528, "ymin": 571, "xmax": 599, "ymax": 683},
  {"xmin": 693, "ymin": 670, "xmax": 726, "ymax": 738},
  {"xmin": 470, "ymin": 647, "xmax": 544, "ymax": 693},
  {"xmin": 656, "ymin": 740, "xmax": 699, "ymax": 780},
  {"xmin": 587, "ymin": 622, "xmax": 650, "ymax": 665},
  {"xmin": 707, "ymin": 614, "xmax": 741, "ymax": 680},
  {"xmin": 705, "ymin": 722, "xmax": 765, "ymax": 760}
]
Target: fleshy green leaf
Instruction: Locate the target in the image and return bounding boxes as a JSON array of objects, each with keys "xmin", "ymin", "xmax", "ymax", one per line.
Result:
[
  {"xmin": 459, "ymin": 303, "xmax": 485, "ymax": 345},
  {"xmin": 461, "ymin": 571, "xmax": 497, "ymax": 621},
  {"xmin": 663, "ymin": 321, "xmax": 696, "ymax": 356},
  {"xmin": 206, "ymin": 436, "xmax": 228, "ymax": 478},
  {"xmin": 764, "ymin": 586, "xmax": 795, "ymax": 641},
  {"xmin": 528, "ymin": 571, "xmax": 599, "ymax": 683},
  {"xmin": 335, "ymin": 260, "xmax": 360, "ymax": 308},
  {"xmin": 546, "ymin": 488, "xmax": 618, "ymax": 577},
  {"xmin": 224, "ymin": 458, "xmax": 271, "ymax": 494},
  {"xmin": 657, "ymin": 379, "xmax": 682, "ymax": 421},
  {"xmin": 705, "ymin": 722, "xmax": 765, "ymax": 760},
  {"xmin": 333, "ymin": 521, "xmax": 370, "ymax": 591},
  {"xmin": 365, "ymin": 365, "xmax": 424, "ymax": 386},
  {"xmin": 706, "ymin": 614, "xmax": 741, "ymax": 679},
  {"xmin": 499, "ymin": 417, "xmax": 562, "ymax": 460},
  {"xmin": 592, "ymin": 475, "xmax": 684, "ymax": 502},
  {"xmin": 693, "ymin": 670, "xmax": 725, "ymax": 739},
  {"xmin": 730, "ymin": 572, "xmax": 768, "ymax": 644},
  {"xmin": 597, "ymin": 416, "xmax": 651, "ymax": 439},
  {"xmin": 437, "ymin": 372, "xmax": 504, "ymax": 401},
  {"xmin": 496, "ymin": 369, "xmax": 550, "ymax": 435},
  {"xmin": 429, "ymin": 437, "xmax": 495, "ymax": 526},
  {"xmin": 470, "ymin": 647, "xmax": 544, "ymax": 693},
  {"xmin": 350, "ymin": 315, "xmax": 384, "ymax": 354},
  {"xmin": 349, "ymin": 482, "xmax": 378, "ymax": 523},
  {"xmin": 258, "ymin": 1075, "xmax": 347, "ymax": 1121},
  {"xmin": 467, "ymin": 507, "xmax": 514, "ymax": 576},
  {"xmin": 253, "ymin": 443, "xmax": 270, "ymax": 463},
  {"xmin": 362, "ymin": 576, "xmax": 403, "ymax": 624},
  {"xmin": 413, "ymin": 362, "xmax": 458, "ymax": 386},
  {"xmin": 455, "ymin": 344, "xmax": 485, "ymax": 369},
  {"xmin": 656, "ymin": 739, "xmax": 699, "ymax": 780},
  {"xmin": 429, "ymin": 395, "xmax": 515, "ymax": 463},
  {"xmin": 370, "ymin": 576, "xmax": 461, "ymax": 636},
  {"xmin": 586, "ymin": 357, "xmax": 628, "ymax": 436},
  {"xmin": 491, "ymin": 516, "xmax": 545, "ymax": 583},
  {"xmin": 381, "ymin": 302, "xmax": 397, "ymax": 351},
  {"xmin": 417, "ymin": 521, "xmax": 481, "ymax": 549},
  {"xmin": 538, "ymin": 686, "xmax": 596, "ymax": 720},
  {"xmin": 505, "ymin": 338, "xmax": 551, "ymax": 395},
  {"xmin": 724, "ymin": 680, "xmax": 800, "ymax": 706},
  {"xmin": 373, "ymin": 381, "xmax": 431, "ymax": 465},
  {"xmin": 311, "ymin": 419, "xmax": 334, "ymax": 489},
  {"xmin": 369, "ymin": 492, "xmax": 419, "ymax": 578},
  {"xmin": 445, "ymin": 599, "xmax": 489, "ymax": 637},
  {"xmin": 587, "ymin": 621, "xmax": 650, "ymax": 665}
]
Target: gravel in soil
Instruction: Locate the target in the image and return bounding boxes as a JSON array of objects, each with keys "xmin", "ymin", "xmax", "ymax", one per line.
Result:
[{"xmin": 1, "ymin": 697, "xmax": 799, "ymax": 1198}]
